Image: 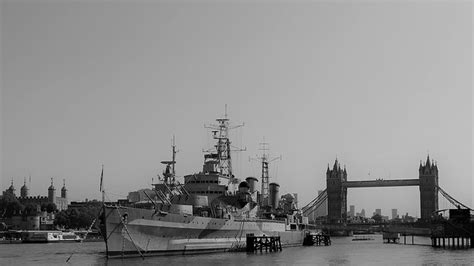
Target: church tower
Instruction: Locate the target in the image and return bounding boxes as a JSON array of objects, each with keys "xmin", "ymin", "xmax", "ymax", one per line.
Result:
[
  {"xmin": 326, "ymin": 159, "xmax": 347, "ymax": 223},
  {"xmin": 20, "ymin": 177, "xmax": 29, "ymax": 198},
  {"xmin": 48, "ymin": 178, "xmax": 56, "ymax": 204},
  {"xmin": 61, "ymin": 179, "xmax": 67, "ymax": 198},
  {"xmin": 419, "ymin": 155, "xmax": 439, "ymax": 221}
]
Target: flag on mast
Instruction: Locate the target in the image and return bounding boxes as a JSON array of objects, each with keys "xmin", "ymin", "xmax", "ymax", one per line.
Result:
[{"xmin": 99, "ymin": 165, "xmax": 104, "ymax": 192}]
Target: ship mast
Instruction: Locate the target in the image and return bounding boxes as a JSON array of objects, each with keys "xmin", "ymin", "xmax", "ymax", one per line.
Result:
[
  {"xmin": 171, "ymin": 135, "xmax": 177, "ymax": 183},
  {"xmin": 160, "ymin": 136, "xmax": 177, "ymax": 186},
  {"xmin": 204, "ymin": 105, "xmax": 245, "ymax": 182},
  {"xmin": 251, "ymin": 138, "xmax": 281, "ymax": 207}
]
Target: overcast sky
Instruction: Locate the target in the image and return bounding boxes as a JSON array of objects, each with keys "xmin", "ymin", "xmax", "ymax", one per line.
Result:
[{"xmin": 1, "ymin": 1, "xmax": 472, "ymax": 217}]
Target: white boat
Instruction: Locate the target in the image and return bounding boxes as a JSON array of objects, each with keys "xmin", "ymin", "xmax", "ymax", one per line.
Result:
[{"xmin": 21, "ymin": 230, "xmax": 82, "ymax": 243}]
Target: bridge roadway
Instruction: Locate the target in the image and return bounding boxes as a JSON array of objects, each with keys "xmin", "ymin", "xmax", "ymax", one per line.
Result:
[{"xmin": 342, "ymin": 179, "xmax": 420, "ymax": 188}]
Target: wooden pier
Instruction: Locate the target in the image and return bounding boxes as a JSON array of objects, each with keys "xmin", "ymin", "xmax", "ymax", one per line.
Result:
[
  {"xmin": 431, "ymin": 222, "xmax": 473, "ymax": 249},
  {"xmin": 430, "ymin": 209, "xmax": 474, "ymax": 249},
  {"xmin": 383, "ymin": 232, "xmax": 400, "ymax": 244},
  {"xmin": 431, "ymin": 236, "xmax": 472, "ymax": 249},
  {"xmin": 246, "ymin": 234, "xmax": 282, "ymax": 253},
  {"xmin": 302, "ymin": 232, "xmax": 331, "ymax": 246}
]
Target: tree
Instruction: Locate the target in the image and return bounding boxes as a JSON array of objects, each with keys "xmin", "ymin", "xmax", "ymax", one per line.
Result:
[
  {"xmin": 46, "ymin": 203, "xmax": 57, "ymax": 213},
  {"xmin": 54, "ymin": 209, "xmax": 70, "ymax": 228},
  {"xmin": 0, "ymin": 196, "xmax": 24, "ymax": 218},
  {"xmin": 371, "ymin": 213, "xmax": 382, "ymax": 223},
  {"xmin": 54, "ymin": 204, "xmax": 101, "ymax": 229}
]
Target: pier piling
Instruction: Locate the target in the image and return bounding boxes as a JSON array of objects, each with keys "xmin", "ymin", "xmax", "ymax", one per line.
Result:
[
  {"xmin": 246, "ymin": 234, "xmax": 282, "ymax": 253},
  {"xmin": 303, "ymin": 233, "xmax": 331, "ymax": 246}
]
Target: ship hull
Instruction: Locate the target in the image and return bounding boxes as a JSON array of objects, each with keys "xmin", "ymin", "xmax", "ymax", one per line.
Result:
[{"xmin": 102, "ymin": 206, "xmax": 308, "ymax": 258}]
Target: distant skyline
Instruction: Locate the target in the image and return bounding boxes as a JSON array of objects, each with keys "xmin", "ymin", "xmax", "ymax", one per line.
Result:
[{"xmin": 1, "ymin": 1, "xmax": 472, "ymax": 217}]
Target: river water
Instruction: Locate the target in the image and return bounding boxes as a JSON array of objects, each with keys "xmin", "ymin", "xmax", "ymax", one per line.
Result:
[{"xmin": 1, "ymin": 235, "xmax": 472, "ymax": 265}]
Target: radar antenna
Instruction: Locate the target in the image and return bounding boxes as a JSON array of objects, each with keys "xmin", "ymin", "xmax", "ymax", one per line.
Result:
[{"xmin": 203, "ymin": 105, "xmax": 245, "ymax": 183}]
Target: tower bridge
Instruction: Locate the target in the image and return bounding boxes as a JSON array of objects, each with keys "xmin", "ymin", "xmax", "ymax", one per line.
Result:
[{"xmin": 302, "ymin": 155, "xmax": 470, "ymax": 224}]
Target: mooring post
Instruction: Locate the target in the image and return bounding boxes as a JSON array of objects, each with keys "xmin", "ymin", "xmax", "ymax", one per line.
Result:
[{"xmin": 246, "ymin": 234, "xmax": 254, "ymax": 252}]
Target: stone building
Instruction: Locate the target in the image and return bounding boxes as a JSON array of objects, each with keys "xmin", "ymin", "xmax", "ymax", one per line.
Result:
[
  {"xmin": 2, "ymin": 178, "xmax": 69, "ymax": 211},
  {"xmin": 326, "ymin": 159, "xmax": 347, "ymax": 223},
  {"xmin": 419, "ymin": 155, "xmax": 439, "ymax": 221}
]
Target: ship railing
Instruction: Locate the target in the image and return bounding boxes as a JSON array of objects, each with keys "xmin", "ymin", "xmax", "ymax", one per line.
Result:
[{"xmin": 234, "ymin": 218, "xmax": 286, "ymax": 224}]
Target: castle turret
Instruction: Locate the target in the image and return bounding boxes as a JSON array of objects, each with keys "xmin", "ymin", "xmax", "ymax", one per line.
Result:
[
  {"xmin": 6, "ymin": 179, "xmax": 16, "ymax": 197},
  {"xmin": 20, "ymin": 177, "xmax": 29, "ymax": 198},
  {"xmin": 48, "ymin": 178, "xmax": 56, "ymax": 204},
  {"xmin": 61, "ymin": 179, "xmax": 67, "ymax": 198}
]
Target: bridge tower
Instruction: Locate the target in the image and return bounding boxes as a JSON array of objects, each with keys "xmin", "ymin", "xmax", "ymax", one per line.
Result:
[
  {"xmin": 419, "ymin": 155, "xmax": 439, "ymax": 221},
  {"xmin": 326, "ymin": 159, "xmax": 347, "ymax": 223}
]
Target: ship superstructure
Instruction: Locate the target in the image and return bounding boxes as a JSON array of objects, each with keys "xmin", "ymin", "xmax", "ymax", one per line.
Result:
[{"xmin": 182, "ymin": 111, "xmax": 244, "ymax": 203}]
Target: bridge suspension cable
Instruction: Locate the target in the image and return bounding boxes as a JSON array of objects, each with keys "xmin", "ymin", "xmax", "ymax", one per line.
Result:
[
  {"xmin": 301, "ymin": 189, "xmax": 326, "ymax": 212},
  {"xmin": 436, "ymin": 185, "xmax": 472, "ymax": 210},
  {"xmin": 302, "ymin": 194, "xmax": 327, "ymax": 217},
  {"xmin": 302, "ymin": 189, "xmax": 327, "ymax": 216}
]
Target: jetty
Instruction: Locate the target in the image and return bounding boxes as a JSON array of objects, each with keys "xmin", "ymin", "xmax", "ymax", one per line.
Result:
[
  {"xmin": 302, "ymin": 232, "xmax": 331, "ymax": 246},
  {"xmin": 430, "ymin": 209, "xmax": 473, "ymax": 249},
  {"xmin": 246, "ymin": 234, "xmax": 282, "ymax": 253}
]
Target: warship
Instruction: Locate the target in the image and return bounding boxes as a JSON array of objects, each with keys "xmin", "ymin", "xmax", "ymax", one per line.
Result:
[{"xmin": 100, "ymin": 112, "xmax": 316, "ymax": 258}]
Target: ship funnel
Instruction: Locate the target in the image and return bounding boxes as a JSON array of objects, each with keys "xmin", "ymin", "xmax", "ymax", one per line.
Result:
[
  {"xmin": 238, "ymin": 181, "xmax": 250, "ymax": 194},
  {"xmin": 245, "ymin": 177, "xmax": 258, "ymax": 193},
  {"xmin": 269, "ymin": 182, "xmax": 280, "ymax": 209}
]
